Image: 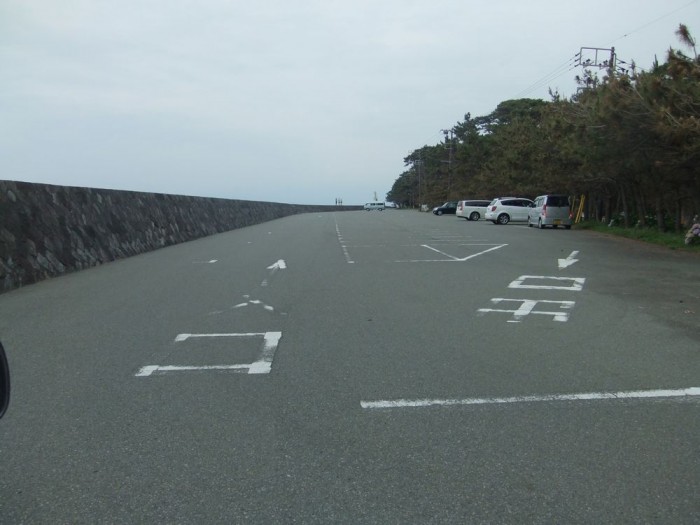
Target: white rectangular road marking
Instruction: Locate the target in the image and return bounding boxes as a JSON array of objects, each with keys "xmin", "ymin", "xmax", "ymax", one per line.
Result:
[
  {"xmin": 509, "ymin": 275, "xmax": 585, "ymax": 291},
  {"xmin": 361, "ymin": 387, "xmax": 700, "ymax": 410},
  {"xmin": 136, "ymin": 331, "xmax": 282, "ymax": 376}
]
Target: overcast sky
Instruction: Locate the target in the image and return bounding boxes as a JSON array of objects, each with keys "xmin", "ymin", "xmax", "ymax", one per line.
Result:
[{"xmin": 2, "ymin": 1, "xmax": 699, "ymax": 205}]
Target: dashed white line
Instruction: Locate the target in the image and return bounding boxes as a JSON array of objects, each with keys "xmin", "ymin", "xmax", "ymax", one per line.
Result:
[{"xmin": 334, "ymin": 216, "xmax": 354, "ymax": 263}]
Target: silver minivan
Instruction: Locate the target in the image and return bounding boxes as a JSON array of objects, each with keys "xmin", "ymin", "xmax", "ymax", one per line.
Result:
[{"xmin": 528, "ymin": 195, "xmax": 572, "ymax": 229}]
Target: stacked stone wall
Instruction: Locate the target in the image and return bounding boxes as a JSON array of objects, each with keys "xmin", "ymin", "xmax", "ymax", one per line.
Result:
[{"xmin": 0, "ymin": 181, "xmax": 359, "ymax": 292}]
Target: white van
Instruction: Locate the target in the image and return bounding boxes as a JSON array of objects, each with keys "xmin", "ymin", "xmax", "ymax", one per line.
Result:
[
  {"xmin": 364, "ymin": 202, "xmax": 385, "ymax": 211},
  {"xmin": 456, "ymin": 200, "xmax": 492, "ymax": 221}
]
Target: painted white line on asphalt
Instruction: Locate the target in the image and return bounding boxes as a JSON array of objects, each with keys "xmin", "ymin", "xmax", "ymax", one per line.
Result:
[
  {"xmin": 478, "ymin": 298, "xmax": 576, "ymax": 322},
  {"xmin": 334, "ymin": 218, "xmax": 354, "ymax": 264},
  {"xmin": 397, "ymin": 244, "xmax": 507, "ymax": 263},
  {"xmin": 137, "ymin": 332, "xmax": 283, "ymax": 376},
  {"xmin": 458, "ymin": 244, "xmax": 508, "ymax": 261},
  {"xmin": 421, "ymin": 244, "xmax": 459, "ymax": 260},
  {"xmin": 175, "ymin": 332, "xmax": 265, "ymax": 342},
  {"xmin": 135, "ymin": 364, "xmax": 251, "ymax": 376},
  {"xmin": 232, "ymin": 298, "xmax": 276, "ymax": 312},
  {"xmin": 248, "ymin": 331, "xmax": 283, "ymax": 374},
  {"xmin": 361, "ymin": 387, "xmax": 700, "ymax": 409},
  {"xmin": 509, "ymin": 275, "xmax": 585, "ymax": 291}
]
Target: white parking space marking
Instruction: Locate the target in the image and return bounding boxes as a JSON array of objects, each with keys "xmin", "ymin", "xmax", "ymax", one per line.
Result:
[
  {"xmin": 478, "ymin": 298, "xmax": 576, "ymax": 322},
  {"xmin": 361, "ymin": 387, "xmax": 700, "ymax": 410},
  {"xmin": 396, "ymin": 244, "xmax": 507, "ymax": 263},
  {"xmin": 136, "ymin": 364, "xmax": 250, "ymax": 376},
  {"xmin": 193, "ymin": 259, "xmax": 218, "ymax": 264},
  {"xmin": 135, "ymin": 331, "xmax": 282, "ymax": 376},
  {"xmin": 333, "ymin": 214, "xmax": 506, "ymax": 264},
  {"xmin": 421, "ymin": 244, "xmax": 461, "ymax": 260},
  {"xmin": 509, "ymin": 275, "xmax": 585, "ymax": 291}
]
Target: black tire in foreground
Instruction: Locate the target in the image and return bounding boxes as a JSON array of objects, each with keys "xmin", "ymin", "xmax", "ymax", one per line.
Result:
[{"xmin": 0, "ymin": 341, "xmax": 9, "ymax": 419}]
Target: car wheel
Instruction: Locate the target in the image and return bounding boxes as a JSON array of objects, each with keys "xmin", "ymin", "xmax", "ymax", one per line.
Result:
[
  {"xmin": 497, "ymin": 214, "xmax": 510, "ymax": 225},
  {"xmin": 565, "ymin": 225, "xmax": 572, "ymax": 230},
  {"xmin": 469, "ymin": 212, "xmax": 480, "ymax": 221},
  {"xmin": 436, "ymin": 210, "xmax": 443, "ymax": 216},
  {"xmin": 538, "ymin": 219, "xmax": 544, "ymax": 229}
]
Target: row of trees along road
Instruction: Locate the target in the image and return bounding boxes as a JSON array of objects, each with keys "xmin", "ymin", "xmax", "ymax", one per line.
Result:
[{"xmin": 388, "ymin": 25, "xmax": 700, "ymax": 231}]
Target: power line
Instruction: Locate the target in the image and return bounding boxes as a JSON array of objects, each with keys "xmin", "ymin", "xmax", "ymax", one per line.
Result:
[
  {"xmin": 608, "ymin": 0, "xmax": 699, "ymax": 46},
  {"xmin": 513, "ymin": 54, "xmax": 580, "ymax": 99},
  {"xmin": 513, "ymin": 0, "xmax": 699, "ymax": 101}
]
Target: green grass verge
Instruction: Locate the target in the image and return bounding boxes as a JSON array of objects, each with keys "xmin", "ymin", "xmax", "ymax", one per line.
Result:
[{"xmin": 575, "ymin": 221, "xmax": 700, "ymax": 252}]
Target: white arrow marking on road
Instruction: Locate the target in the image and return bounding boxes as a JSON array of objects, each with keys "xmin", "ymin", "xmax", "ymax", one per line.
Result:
[
  {"xmin": 558, "ymin": 251, "xmax": 579, "ymax": 269},
  {"xmin": 263, "ymin": 260, "xmax": 287, "ymax": 286},
  {"xmin": 267, "ymin": 259, "xmax": 287, "ymax": 270}
]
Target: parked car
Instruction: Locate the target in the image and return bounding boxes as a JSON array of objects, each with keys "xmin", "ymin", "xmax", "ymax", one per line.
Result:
[
  {"xmin": 432, "ymin": 201, "xmax": 458, "ymax": 215},
  {"xmin": 528, "ymin": 194, "xmax": 573, "ymax": 229},
  {"xmin": 364, "ymin": 202, "xmax": 385, "ymax": 211},
  {"xmin": 485, "ymin": 197, "xmax": 535, "ymax": 224},
  {"xmin": 456, "ymin": 200, "xmax": 492, "ymax": 221}
]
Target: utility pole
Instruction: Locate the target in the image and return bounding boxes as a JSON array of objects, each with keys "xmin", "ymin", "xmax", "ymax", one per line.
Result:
[
  {"xmin": 416, "ymin": 153, "xmax": 422, "ymax": 210},
  {"xmin": 409, "ymin": 152, "xmax": 424, "ymax": 210},
  {"xmin": 441, "ymin": 129, "xmax": 454, "ymax": 195}
]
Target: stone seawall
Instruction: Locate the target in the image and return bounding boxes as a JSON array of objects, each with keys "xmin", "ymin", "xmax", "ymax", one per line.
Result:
[{"xmin": 0, "ymin": 181, "xmax": 359, "ymax": 292}]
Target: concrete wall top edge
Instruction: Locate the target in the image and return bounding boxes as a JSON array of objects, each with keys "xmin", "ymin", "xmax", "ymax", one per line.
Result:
[{"xmin": 0, "ymin": 179, "xmax": 352, "ymax": 208}]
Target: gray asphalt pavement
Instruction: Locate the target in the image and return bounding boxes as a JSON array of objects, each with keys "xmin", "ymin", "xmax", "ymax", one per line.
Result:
[{"xmin": 0, "ymin": 209, "xmax": 698, "ymax": 523}]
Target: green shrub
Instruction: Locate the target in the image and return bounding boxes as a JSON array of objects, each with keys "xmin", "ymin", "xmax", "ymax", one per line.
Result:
[{"xmin": 575, "ymin": 221, "xmax": 700, "ymax": 251}]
